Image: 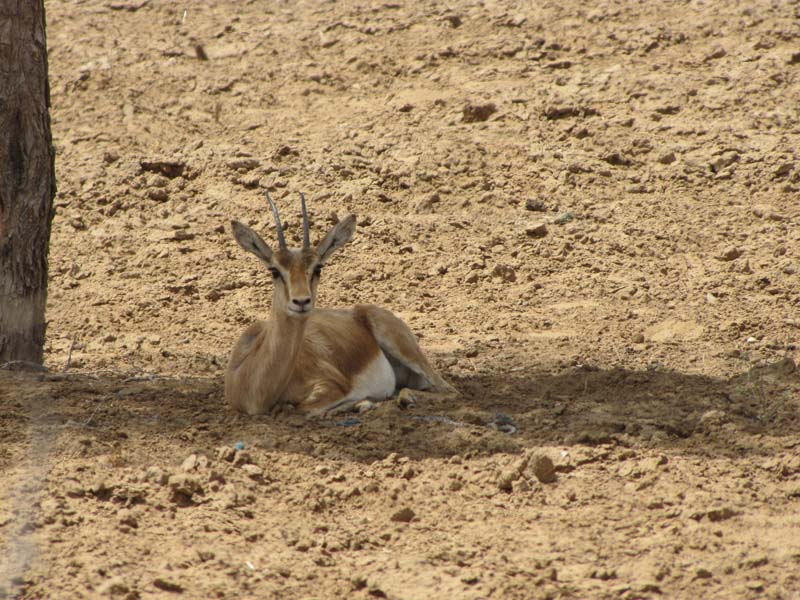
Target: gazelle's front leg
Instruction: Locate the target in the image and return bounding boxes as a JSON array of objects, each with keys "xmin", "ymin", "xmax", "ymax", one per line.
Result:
[
  {"xmin": 307, "ymin": 395, "xmax": 370, "ymax": 418},
  {"xmin": 301, "ymin": 376, "xmax": 352, "ymax": 417}
]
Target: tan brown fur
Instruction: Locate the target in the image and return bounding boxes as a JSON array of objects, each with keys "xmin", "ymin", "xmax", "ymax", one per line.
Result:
[{"xmin": 225, "ymin": 206, "xmax": 454, "ymax": 416}]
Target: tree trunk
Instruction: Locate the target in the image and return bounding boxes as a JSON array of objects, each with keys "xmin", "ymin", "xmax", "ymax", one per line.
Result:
[{"xmin": 0, "ymin": 0, "xmax": 56, "ymax": 365}]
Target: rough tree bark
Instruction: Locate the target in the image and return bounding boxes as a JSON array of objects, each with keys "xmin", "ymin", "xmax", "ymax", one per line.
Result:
[{"xmin": 0, "ymin": 0, "xmax": 56, "ymax": 364}]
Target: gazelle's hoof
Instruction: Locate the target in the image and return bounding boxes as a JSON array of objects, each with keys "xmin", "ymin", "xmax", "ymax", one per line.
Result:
[
  {"xmin": 396, "ymin": 388, "xmax": 417, "ymax": 409},
  {"xmin": 355, "ymin": 399, "xmax": 377, "ymax": 414}
]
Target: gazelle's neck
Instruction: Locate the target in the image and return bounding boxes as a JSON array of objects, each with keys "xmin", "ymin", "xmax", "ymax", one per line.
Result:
[
  {"xmin": 266, "ymin": 300, "xmax": 310, "ymax": 367},
  {"xmin": 229, "ymin": 301, "xmax": 310, "ymax": 414},
  {"xmin": 269, "ymin": 302, "xmax": 309, "ymax": 339}
]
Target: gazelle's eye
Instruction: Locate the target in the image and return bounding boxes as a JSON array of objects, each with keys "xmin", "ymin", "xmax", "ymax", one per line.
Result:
[
  {"xmin": 269, "ymin": 267, "xmax": 281, "ymax": 279},
  {"xmin": 313, "ymin": 265, "xmax": 323, "ymax": 277}
]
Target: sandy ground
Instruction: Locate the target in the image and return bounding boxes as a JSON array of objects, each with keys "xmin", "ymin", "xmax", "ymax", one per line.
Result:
[{"xmin": 2, "ymin": 0, "xmax": 800, "ymax": 598}]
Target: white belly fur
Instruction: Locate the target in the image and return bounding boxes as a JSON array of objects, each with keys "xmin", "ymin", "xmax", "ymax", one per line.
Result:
[{"xmin": 345, "ymin": 350, "xmax": 396, "ymax": 402}]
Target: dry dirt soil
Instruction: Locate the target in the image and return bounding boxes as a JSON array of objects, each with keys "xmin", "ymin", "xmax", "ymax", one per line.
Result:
[{"xmin": 2, "ymin": 0, "xmax": 800, "ymax": 598}]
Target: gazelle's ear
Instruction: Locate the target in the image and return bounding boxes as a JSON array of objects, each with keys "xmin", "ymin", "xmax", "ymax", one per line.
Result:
[
  {"xmin": 231, "ymin": 220, "xmax": 273, "ymax": 264},
  {"xmin": 316, "ymin": 214, "xmax": 355, "ymax": 262}
]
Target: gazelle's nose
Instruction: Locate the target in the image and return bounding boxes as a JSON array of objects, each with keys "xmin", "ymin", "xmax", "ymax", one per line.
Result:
[{"xmin": 291, "ymin": 297, "xmax": 311, "ymax": 310}]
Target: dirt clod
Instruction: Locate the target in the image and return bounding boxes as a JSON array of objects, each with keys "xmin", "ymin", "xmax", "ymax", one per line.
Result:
[
  {"xmin": 390, "ymin": 508, "xmax": 416, "ymax": 523},
  {"xmin": 707, "ymin": 507, "xmax": 740, "ymax": 522},
  {"xmin": 525, "ymin": 222, "xmax": 548, "ymax": 238},
  {"xmin": 153, "ymin": 578, "xmax": 183, "ymax": 593},
  {"xmin": 527, "ymin": 453, "xmax": 557, "ymax": 484},
  {"xmin": 461, "ymin": 102, "xmax": 497, "ymax": 123}
]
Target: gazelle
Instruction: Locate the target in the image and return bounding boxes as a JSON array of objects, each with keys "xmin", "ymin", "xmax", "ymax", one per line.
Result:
[{"xmin": 225, "ymin": 192, "xmax": 455, "ymax": 416}]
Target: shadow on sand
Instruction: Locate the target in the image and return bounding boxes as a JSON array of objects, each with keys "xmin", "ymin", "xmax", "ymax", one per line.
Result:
[{"xmin": 1, "ymin": 356, "xmax": 798, "ymax": 466}]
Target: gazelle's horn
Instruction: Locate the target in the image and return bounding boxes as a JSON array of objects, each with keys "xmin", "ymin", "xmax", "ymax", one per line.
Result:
[
  {"xmin": 265, "ymin": 191, "xmax": 287, "ymax": 249},
  {"xmin": 300, "ymin": 192, "xmax": 310, "ymax": 249}
]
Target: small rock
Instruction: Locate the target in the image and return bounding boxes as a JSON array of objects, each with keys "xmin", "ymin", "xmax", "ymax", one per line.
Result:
[
  {"xmin": 527, "ymin": 453, "xmax": 557, "ymax": 483},
  {"xmin": 602, "ymin": 152, "xmax": 631, "ymax": 167},
  {"xmin": 194, "ymin": 44, "xmax": 208, "ymax": 60},
  {"xmin": 641, "ymin": 455, "xmax": 668, "ymax": 471},
  {"xmin": 118, "ymin": 509, "xmax": 138, "ymax": 529},
  {"xmin": 542, "ymin": 104, "xmax": 598, "ymax": 120},
  {"xmin": 717, "ymin": 246, "xmax": 742, "ymax": 261},
  {"xmin": 153, "ymin": 577, "xmax": 183, "ymax": 593},
  {"xmin": 226, "ymin": 158, "xmax": 260, "ymax": 171},
  {"xmin": 525, "ymin": 198, "xmax": 547, "ymax": 211},
  {"xmin": 168, "ymin": 474, "xmax": 203, "ymax": 504},
  {"xmin": 145, "ymin": 466, "xmax": 170, "ymax": 485},
  {"xmin": 492, "ymin": 264, "xmax": 517, "ymax": 283},
  {"xmin": 752, "ymin": 204, "xmax": 785, "ymax": 221},
  {"xmin": 148, "ymin": 174, "xmax": 169, "ymax": 188},
  {"xmin": 462, "ymin": 102, "xmax": 497, "ymax": 123},
  {"xmin": 197, "ymin": 550, "xmax": 215, "ymax": 562},
  {"xmin": 148, "ymin": 188, "xmax": 169, "ymax": 202},
  {"xmin": 695, "ymin": 567, "xmax": 713, "ymax": 579},
  {"xmin": 442, "ymin": 14, "xmax": 462, "ymax": 28},
  {"xmin": 512, "ymin": 478, "xmax": 531, "ymax": 492},
  {"xmin": 497, "ymin": 456, "xmax": 529, "ymax": 491},
  {"xmin": 180, "ymin": 454, "xmax": 198, "ymax": 472},
  {"xmin": 590, "ymin": 569, "xmax": 617, "ymax": 581},
  {"xmin": 710, "ymin": 151, "xmax": 739, "ymax": 173},
  {"xmin": 525, "ymin": 222, "xmax": 548, "ymax": 238},
  {"xmin": 707, "ymin": 506, "xmax": 739, "ymax": 522},
  {"xmin": 241, "ymin": 464, "xmax": 264, "ymax": 480},
  {"xmin": 417, "ymin": 192, "xmax": 441, "ymax": 212},
  {"xmin": 632, "ymin": 333, "xmax": 645, "ymax": 344},
  {"xmin": 390, "ymin": 507, "xmax": 416, "ymax": 523},
  {"xmin": 742, "ymin": 556, "xmax": 769, "ymax": 569},
  {"xmin": 774, "ymin": 162, "xmax": 794, "ymax": 178},
  {"xmin": 553, "ymin": 212, "xmax": 574, "ymax": 225},
  {"xmin": 140, "ymin": 158, "xmax": 186, "ymax": 179},
  {"xmin": 654, "ymin": 105, "xmax": 681, "ymax": 116},
  {"xmin": 657, "ymin": 152, "xmax": 676, "ymax": 165},
  {"xmin": 69, "ymin": 216, "xmax": 87, "ymax": 230},
  {"xmin": 706, "ymin": 292, "xmax": 719, "ymax": 304}
]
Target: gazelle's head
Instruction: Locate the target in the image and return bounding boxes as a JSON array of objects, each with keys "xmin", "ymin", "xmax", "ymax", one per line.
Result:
[{"xmin": 231, "ymin": 192, "xmax": 356, "ymax": 319}]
